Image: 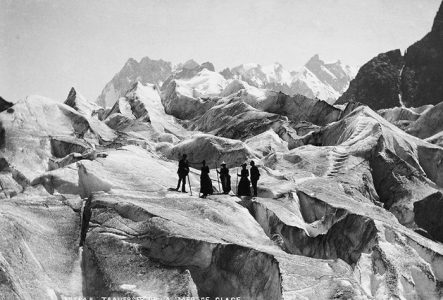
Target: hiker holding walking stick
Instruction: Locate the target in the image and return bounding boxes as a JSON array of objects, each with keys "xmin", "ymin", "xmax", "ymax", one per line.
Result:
[
  {"xmin": 217, "ymin": 161, "xmax": 231, "ymax": 194},
  {"xmin": 175, "ymin": 154, "xmax": 189, "ymax": 193}
]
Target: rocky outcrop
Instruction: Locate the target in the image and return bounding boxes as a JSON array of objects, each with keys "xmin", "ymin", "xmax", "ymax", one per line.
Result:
[
  {"xmin": 414, "ymin": 191, "xmax": 443, "ymax": 242},
  {"xmin": 401, "ymin": 1, "xmax": 443, "ymax": 107},
  {"xmin": 336, "ymin": 50, "xmax": 404, "ymax": 110},
  {"xmin": 0, "ymin": 96, "xmax": 13, "ymax": 113},
  {"xmin": 0, "ymin": 120, "xmax": 5, "ymax": 148},
  {"xmin": 338, "ymin": 2, "xmax": 443, "ymax": 109}
]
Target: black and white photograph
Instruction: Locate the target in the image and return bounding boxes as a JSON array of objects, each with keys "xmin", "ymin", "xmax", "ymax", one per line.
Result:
[{"xmin": 1, "ymin": 0, "xmax": 443, "ymax": 299}]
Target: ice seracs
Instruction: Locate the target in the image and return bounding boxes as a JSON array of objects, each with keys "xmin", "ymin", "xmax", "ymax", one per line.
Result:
[{"xmin": 3, "ymin": 80, "xmax": 443, "ymax": 298}]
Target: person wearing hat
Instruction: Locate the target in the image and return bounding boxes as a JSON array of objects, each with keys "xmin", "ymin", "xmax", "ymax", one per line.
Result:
[
  {"xmin": 217, "ymin": 161, "xmax": 231, "ymax": 194},
  {"xmin": 237, "ymin": 163, "xmax": 251, "ymax": 196},
  {"xmin": 200, "ymin": 160, "xmax": 213, "ymax": 198},
  {"xmin": 175, "ymin": 154, "xmax": 189, "ymax": 192},
  {"xmin": 250, "ymin": 160, "xmax": 260, "ymax": 197}
]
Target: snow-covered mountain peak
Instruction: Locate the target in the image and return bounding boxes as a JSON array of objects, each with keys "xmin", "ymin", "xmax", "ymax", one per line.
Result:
[
  {"xmin": 218, "ymin": 55, "xmax": 354, "ymax": 103},
  {"xmin": 174, "ymin": 68, "xmax": 227, "ymax": 99},
  {"xmin": 262, "ymin": 63, "xmax": 292, "ymax": 85},
  {"xmin": 96, "ymin": 56, "xmax": 172, "ymax": 108},
  {"xmin": 182, "ymin": 59, "xmax": 200, "ymax": 70}
]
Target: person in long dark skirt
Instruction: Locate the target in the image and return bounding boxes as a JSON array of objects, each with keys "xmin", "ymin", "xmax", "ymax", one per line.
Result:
[
  {"xmin": 217, "ymin": 161, "xmax": 231, "ymax": 194},
  {"xmin": 237, "ymin": 163, "xmax": 251, "ymax": 196},
  {"xmin": 200, "ymin": 160, "xmax": 213, "ymax": 198}
]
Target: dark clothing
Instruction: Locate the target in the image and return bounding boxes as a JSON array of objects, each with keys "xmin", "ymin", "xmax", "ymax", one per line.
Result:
[
  {"xmin": 200, "ymin": 166, "xmax": 213, "ymax": 196},
  {"xmin": 250, "ymin": 165, "xmax": 260, "ymax": 181},
  {"xmin": 237, "ymin": 169, "xmax": 251, "ymax": 196},
  {"xmin": 251, "ymin": 179, "xmax": 258, "ymax": 197},
  {"xmin": 176, "ymin": 175, "xmax": 187, "ymax": 192},
  {"xmin": 176, "ymin": 158, "xmax": 189, "ymax": 192},
  {"xmin": 178, "ymin": 158, "xmax": 189, "ymax": 176},
  {"xmin": 218, "ymin": 167, "xmax": 231, "ymax": 194},
  {"xmin": 250, "ymin": 165, "xmax": 260, "ymax": 196}
]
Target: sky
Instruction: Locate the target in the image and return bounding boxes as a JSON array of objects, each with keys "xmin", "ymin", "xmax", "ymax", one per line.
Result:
[{"xmin": 1, "ymin": 0, "xmax": 441, "ymax": 102}]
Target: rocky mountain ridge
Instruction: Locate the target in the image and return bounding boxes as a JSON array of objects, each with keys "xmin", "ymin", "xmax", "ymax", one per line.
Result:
[
  {"xmin": 337, "ymin": 1, "xmax": 443, "ymax": 109},
  {"xmin": 96, "ymin": 57, "xmax": 172, "ymax": 108}
]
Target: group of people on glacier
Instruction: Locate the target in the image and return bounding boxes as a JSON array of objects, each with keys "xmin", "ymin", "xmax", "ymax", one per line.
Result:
[{"xmin": 174, "ymin": 154, "xmax": 260, "ymax": 198}]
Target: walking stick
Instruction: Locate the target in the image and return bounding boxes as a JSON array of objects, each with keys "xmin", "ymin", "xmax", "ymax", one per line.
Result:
[
  {"xmin": 188, "ymin": 175, "xmax": 192, "ymax": 196},
  {"xmin": 236, "ymin": 167, "xmax": 239, "ymax": 195},
  {"xmin": 215, "ymin": 162, "xmax": 221, "ymax": 193}
]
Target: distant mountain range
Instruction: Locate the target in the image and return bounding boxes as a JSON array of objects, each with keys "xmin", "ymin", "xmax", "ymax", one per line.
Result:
[
  {"xmin": 96, "ymin": 54, "xmax": 355, "ymax": 108},
  {"xmin": 220, "ymin": 55, "xmax": 354, "ymax": 104}
]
